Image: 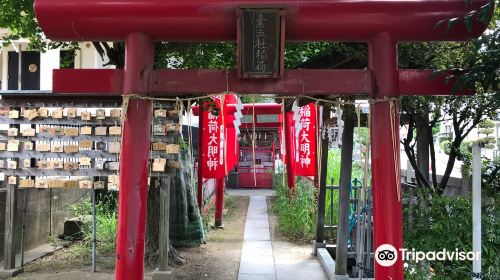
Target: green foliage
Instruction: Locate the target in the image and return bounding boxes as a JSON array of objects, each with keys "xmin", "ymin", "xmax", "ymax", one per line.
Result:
[
  {"xmin": 0, "ymin": 0, "xmax": 78, "ymax": 51},
  {"xmin": 440, "ymin": 140, "xmax": 452, "ymax": 155},
  {"xmin": 273, "ymin": 149, "xmax": 365, "ymax": 241},
  {"xmin": 272, "ymin": 176, "xmax": 317, "ymax": 241},
  {"xmin": 439, "ymin": 135, "xmax": 452, "ymax": 144},
  {"xmin": 326, "ymin": 150, "xmax": 341, "ymax": 186},
  {"xmin": 479, "ymin": 119, "xmax": 495, "ymax": 130},
  {"xmin": 459, "ymin": 140, "xmax": 473, "ymax": 159},
  {"xmin": 404, "ymin": 189, "xmax": 500, "ymax": 279},
  {"xmin": 482, "ymin": 158, "xmax": 500, "ymax": 197},
  {"xmin": 71, "ymin": 194, "xmax": 118, "ymax": 256},
  {"xmin": 432, "ymin": 122, "xmax": 442, "ymax": 136},
  {"xmin": 479, "ymin": 136, "xmax": 496, "ymax": 149}
]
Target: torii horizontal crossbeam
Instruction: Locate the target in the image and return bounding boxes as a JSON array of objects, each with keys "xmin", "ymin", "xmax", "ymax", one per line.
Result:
[
  {"xmin": 52, "ymin": 69, "xmax": 471, "ymax": 96},
  {"xmin": 35, "ymin": 0, "xmax": 490, "ymax": 42}
]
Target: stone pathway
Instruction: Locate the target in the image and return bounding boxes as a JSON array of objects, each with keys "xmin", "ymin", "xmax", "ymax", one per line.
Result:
[{"xmin": 237, "ymin": 196, "xmax": 327, "ymax": 280}]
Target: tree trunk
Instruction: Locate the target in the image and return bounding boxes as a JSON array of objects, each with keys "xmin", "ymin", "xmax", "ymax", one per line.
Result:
[
  {"xmin": 335, "ymin": 103, "xmax": 355, "ymax": 276},
  {"xmin": 145, "ymin": 150, "xmax": 203, "ymax": 267},
  {"xmin": 428, "ymin": 126, "xmax": 438, "ymax": 189},
  {"xmin": 438, "ymin": 140, "xmax": 460, "ymax": 193},
  {"xmin": 416, "ymin": 115, "xmax": 430, "ymax": 186}
]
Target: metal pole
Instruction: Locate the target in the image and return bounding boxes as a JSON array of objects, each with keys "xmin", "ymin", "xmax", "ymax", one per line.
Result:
[
  {"xmin": 368, "ymin": 32, "xmax": 403, "ymax": 279},
  {"xmin": 92, "ymin": 185, "xmax": 96, "ymax": 273},
  {"xmin": 49, "ymin": 187, "xmax": 52, "ymax": 239},
  {"xmin": 472, "ymin": 142, "xmax": 481, "ymax": 280},
  {"xmin": 115, "ymin": 32, "xmax": 154, "ymax": 280},
  {"xmin": 330, "ymin": 179, "xmax": 334, "ymax": 240},
  {"xmin": 20, "ymin": 188, "xmax": 28, "ymax": 267}
]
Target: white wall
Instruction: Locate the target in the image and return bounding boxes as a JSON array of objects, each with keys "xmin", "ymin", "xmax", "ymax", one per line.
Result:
[
  {"xmin": 0, "ymin": 49, "xmax": 3, "ymax": 90},
  {"xmin": 76, "ymin": 42, "xmax": 107, "ymax": 69},
  {"xmin": 40, "ymin": 48, "xmax": 60, "ymax": 90},
  {"xmin": 1, "ymin": 41, "xmax": 111, "ymax": 91}
]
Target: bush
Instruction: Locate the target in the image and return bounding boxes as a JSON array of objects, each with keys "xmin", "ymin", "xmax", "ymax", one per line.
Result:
[
  {"xmin": 71, "ymin": 193, "xmax": 118, "ymax": 256},
  {"xmin": 440, "ymin": 140, "xmax": 452, "ymax": 155},
  {"xmin": 272, "ymin": 149, "xmax": 366, "ymax": 242},
  {"xmin": 404, "ymin": 189, "xmax": 500, "ymax": 279},
  {"xmin": 272, "ymin": 176, "xmax": 317, "ymax": 241},
  {"xmin": 439, "ymin": 135, "xmax": 452, "ymax": 144},
  {"xmin": 482, "ymin": 159, "xmax": 500, "ymax": 197}
]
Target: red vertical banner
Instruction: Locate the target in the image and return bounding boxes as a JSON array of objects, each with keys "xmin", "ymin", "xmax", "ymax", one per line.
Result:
[
  {"xmin": 222, "ymin": 94, "xmax": 239, "ymax": 172},
  {"xmin": 294, "ymin": 102, "xmax": 317, "ymax": 177},
  {"xmin": 201, "ymin": 94, "xmax": 239, "ymax": 178},
  {"xmin": 285, "ymin": 111, "xmax": 296, "ymax": 169}
]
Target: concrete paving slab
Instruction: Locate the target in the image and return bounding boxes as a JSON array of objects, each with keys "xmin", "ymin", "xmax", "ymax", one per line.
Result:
[
  {"xmin": 239, "ymin": 256, "xmax": 276, "ymax": 275},
  {"xmin": 0, "ymin": 241, "xmax": 69, "ymax": 279},
  {"xmin": 239, "ymin": 196, "xmax": 326, "ymax": 280},
  {"xmin": 241, "ymin": 241, "xmax": 273, "ymax": 257},
  {"xmin": 238, "ymin": 273, "xmax": 276, "ymax": 280},
  {"xmin": 227, "ymin": 189, "xmax": 276, "ymax": 197},
  {"xmin": 246, "ymin": 213, "xmax": 269, "ymax": 220},
  {"xmin": 275, "ymin": 258, "xmax": 328, "ymax": 280},
  {"xmin": 244, "ymin": 227, "xmax": 271, "ymax": 241},
  {"xmin": 245, "ymin": 218, "xmax": 270, "ymax": 228}
]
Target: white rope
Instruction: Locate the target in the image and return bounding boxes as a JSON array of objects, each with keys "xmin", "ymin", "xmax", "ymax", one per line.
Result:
[
  {"xmin": 120, "ymin": 93, "xmax": 398, "ymax": 107},
  {"xmin": 389, "ymin": 99, "xmax": 402, "ymax": 201}
]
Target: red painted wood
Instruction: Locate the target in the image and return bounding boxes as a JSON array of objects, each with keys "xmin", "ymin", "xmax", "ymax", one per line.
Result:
[
  {"xmin": 153, "ymin": 69, "xmax": 370, "ymax": 95},
  {"xmin": 240, "ymin": 122, "xmax": 282, "ymax": 129},
  {"xmin": 53, "ymin": 69, "xmax": 123, "ymax": 93},
  {"xmin": 214, "ymin": 178, "xmax": 225, "ymax": 227},
  {"xmin": 192, "ymin": 104, "xmax": 282, "ymax": 116},
  {"xmin": 238, "ymin": 171, "xmax": 273, "ymax": 188},
  {"xmin": 368, "ymin": 33, "xmax": 404, "ymax": 279},
  {"xmin": 35, "ymin": 0, "xmax": 490, "ymax": 42},
  {"xmin": 399, "ymin": 69, "xmax": 474, "ymax": 96},
  {"xmin": 115, "ymin": 33, "xmax": 154, "ymax": 280},
  {"xmin": 53, "ymin": 68, "xmax": 471, "ymax": 96}
]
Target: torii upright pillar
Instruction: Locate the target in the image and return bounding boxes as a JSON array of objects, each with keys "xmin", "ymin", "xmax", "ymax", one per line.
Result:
[
  {"xmin": 33, "ymin": 2, "xmax": 492, "ymax": 280},
  {"xmin": 369, "ymin": 33, "xmax": 403, "ymax": 278},
  {"xmin": 115, "ymin": 33, "xmax": 154, "ymax": 280}
]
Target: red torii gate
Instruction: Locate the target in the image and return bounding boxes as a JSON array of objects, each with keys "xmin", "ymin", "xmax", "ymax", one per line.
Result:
[{"xmin": 33, "ymin": 1, "xmax": 491, "ymax": 279}]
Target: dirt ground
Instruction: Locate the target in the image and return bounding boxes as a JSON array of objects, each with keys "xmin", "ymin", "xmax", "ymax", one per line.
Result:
[
  {"xmin": 173, "ymin": 196, "xmax": 249, "ymax": 280},
  {"xmin": 11, "ymin": 196, "xmax": 250, "ymax": 280}
]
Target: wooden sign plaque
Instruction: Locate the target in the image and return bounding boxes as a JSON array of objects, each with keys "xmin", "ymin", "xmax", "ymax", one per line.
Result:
[{"xmin": 237, "ymin": 7, "xmax": 285, "ymax": 79}]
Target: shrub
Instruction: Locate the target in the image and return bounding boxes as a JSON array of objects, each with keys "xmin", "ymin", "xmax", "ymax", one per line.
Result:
[
  {"xmin": 404, "ymin": 189, "xmax": 500, "ymax": 279},
  {"xmin": 440, "ymin": 140, "xmax": 452, "ymax": 155},
  {"xmin": 71, "ymin": 193, "xmax": 118, "ymax": 256},
  {"xmin": 272, "ymin": 149, "xmax": 366, "ymax": 241},
  {"xmin": 272, "ymin": 176, "xmax": 317, "ymax": 241}
]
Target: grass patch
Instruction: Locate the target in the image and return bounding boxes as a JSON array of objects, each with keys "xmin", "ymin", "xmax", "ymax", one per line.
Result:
[
  {"xmin": 272, "ymin": 149, "xmax": 366, "ymax": 242},
  {"xmin": 70, "ymin": 193, "xmax": 118, "ymax": 257}
]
